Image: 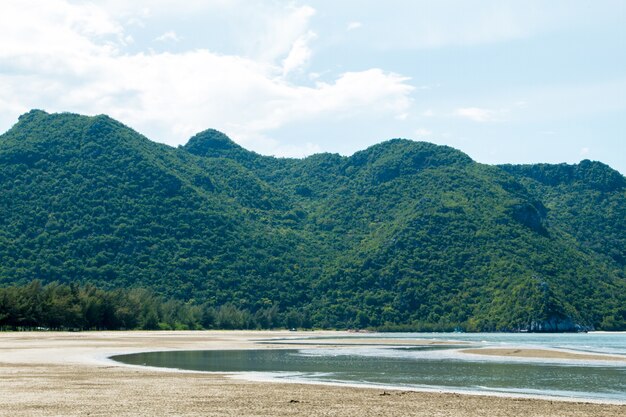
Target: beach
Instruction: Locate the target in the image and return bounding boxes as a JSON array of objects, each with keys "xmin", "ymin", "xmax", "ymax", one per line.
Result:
[
  {"xmin": 461, "ymin": 347, "xmax": 626, "ymax": 362},
  {"xmin": 0, "ymin": 331, "xmax": 624, "ymax": 416}
]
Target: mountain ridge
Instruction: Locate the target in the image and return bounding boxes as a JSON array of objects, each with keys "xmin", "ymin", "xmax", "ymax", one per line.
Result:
[{"xmin": 0, "ymin": 110, "xmax": 624, "ymax": 331}]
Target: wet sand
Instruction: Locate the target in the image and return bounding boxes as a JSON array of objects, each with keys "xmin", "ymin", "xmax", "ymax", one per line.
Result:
[
  {"xmin": 0, "ymin": 331, "xmax": 624, "ymax": 416},
  {"xmin": 264, "ymin": 336, "xmax": 466, "ymax": 346},
  {"xmin": 461, "ymin": 347, "xmax": 626, "ymax": 362}
]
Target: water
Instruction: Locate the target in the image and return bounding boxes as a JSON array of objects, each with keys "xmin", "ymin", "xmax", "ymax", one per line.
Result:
[{"xmin": 111, "ymin": 332, "xmax": 626, "ymax": 403}]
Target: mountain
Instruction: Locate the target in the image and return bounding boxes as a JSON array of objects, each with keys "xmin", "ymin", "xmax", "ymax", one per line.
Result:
[{"xmin": 0, "ymin": 110, "xmax": 624, "ymax": 331}]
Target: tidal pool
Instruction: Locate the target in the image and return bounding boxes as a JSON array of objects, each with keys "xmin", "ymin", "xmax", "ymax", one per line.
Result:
[{"xmin": 112, "ymin": 334, "xmax": 626, "ymax": 403}]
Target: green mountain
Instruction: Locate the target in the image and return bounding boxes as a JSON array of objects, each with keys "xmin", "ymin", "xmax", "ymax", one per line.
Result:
[{"xmin": 1, "ymin": 110, "xmax": 624, "ymax": 331}]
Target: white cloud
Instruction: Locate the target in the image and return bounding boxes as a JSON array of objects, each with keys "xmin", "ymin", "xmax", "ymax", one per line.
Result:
[
  {"xmin": 237, "ymin": 69, "xmax": 414, "ymax": 134},
  {"xmin": 251, "ymin": 4, "xmax": 317, "ymax": 65},
  {"xmin": 455, "ymin": 107, "xmax": 499, "ymax": 122},
  {"xmin": 414, "ymin": 128, "xmax": 432, "ymax": 136},
  {"xmin": 580, "ymin": 147, "xmax": 590, "ymax": 156},
  {"xmin": 155, "ymin": 30, "xmax": 181, "ymax": 42},
  {"xmin": 282, "ymin": 31, "xmax": 316, "ymax": 75},
  {"xmin": 347, "ymin": 21, "xmax": 362, "ymax": 31},
  {"xmin": 0, "ymin": 0, "xmax": 415, "ymax": 158}
]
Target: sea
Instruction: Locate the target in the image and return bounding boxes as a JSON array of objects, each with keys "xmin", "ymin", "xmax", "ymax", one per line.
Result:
[{"xmin": 111, "ymin": 332, "xmax": 626, "ymax": 403}]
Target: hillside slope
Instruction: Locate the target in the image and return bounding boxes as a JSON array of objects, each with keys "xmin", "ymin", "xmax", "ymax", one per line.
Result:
[{"xmin": 0, "ymin": 110, "xmax": 624, "ymax": 331}]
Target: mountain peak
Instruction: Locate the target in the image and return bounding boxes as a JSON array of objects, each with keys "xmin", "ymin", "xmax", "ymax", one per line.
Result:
[
  {"xmin": 1, "ymin": 110, "xmax": 157, "ymax": 167},
  {"xmin": 345, "ymin": 139, "xmax": 473, "ymax": 183},
  {"xmin": 352, "ymin": 139, "xmax": 473, "ymax": 165},
  {"xmin": 184, "ymin": 129, "xmax": 241, "ymax": 154},
  {"xmin": 17, "ymin": 109, "xmax": 48, "ymax": 122},
  {"xmin": 181, "ymin": 129, "xmax": 261, "ymax": 166},
  {"xmin": 501, "ymin": 160, "xmax": 625, "ymax": 192}
]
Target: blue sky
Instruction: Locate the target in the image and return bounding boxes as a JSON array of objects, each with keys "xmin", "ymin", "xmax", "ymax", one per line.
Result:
[{"xmin": 1, "ymin": 0, "xmax": 624, "ymax": 173}]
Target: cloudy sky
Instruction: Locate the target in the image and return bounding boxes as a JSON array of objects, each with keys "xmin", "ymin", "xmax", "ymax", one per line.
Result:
[{"xmin": 1, "ymin": 1, "xmax": 624, "ymax": 173}]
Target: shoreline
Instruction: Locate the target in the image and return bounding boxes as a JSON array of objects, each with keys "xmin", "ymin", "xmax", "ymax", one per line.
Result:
[
  {"xmin": 107, "ymin": 335, "xmax": 626, "ymax": 406},
  {"xmin": 460, "ymin": 347, "xmax": 626, "ymax": 362},
  {"xmin": 1, "ymin": 331, "xmax": 625, "ymax": 416},
  {"xmin": 224, "ymin": 370, "xmax": 626, "ymax": 406}
]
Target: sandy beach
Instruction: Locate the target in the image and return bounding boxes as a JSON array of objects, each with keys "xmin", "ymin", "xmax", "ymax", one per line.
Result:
[
  {"xmin": 461, "ymin": 347, "xmax": 626, "ymax": 362},
  {"xmin": 0, "ymin": 331, "xmax": 624, "ymax": 417}
]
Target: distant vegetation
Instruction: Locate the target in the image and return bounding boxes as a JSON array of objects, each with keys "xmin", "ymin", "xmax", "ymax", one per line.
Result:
[
  {"xmin": 0, "ymin": 280, "xmax": 304, "ymax": 331},
  {"xmin": 0, "ymin": 110, "xmax": 624, "ymax": 331}
]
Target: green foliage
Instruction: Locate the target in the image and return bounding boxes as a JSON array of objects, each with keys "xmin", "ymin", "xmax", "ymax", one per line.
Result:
[
  {"xmin": 0, "ymin": 110, "xmax": 625, "ymax": 331},
  {"xmin": 0, "ymin": 280, "xmax": 305, "ymax": 330}
]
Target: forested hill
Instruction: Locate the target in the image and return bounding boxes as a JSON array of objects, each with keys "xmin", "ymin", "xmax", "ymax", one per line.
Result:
[{"xmin": 1, "ymin": 110, "xmax": 624, "ymax": 331}]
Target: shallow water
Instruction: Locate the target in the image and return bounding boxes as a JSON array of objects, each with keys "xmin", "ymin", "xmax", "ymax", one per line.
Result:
[
  {"xmin": 112, "ymin": 332, "xmax": 626, "ymax": 402},
  {"xmin": 282, "ymin": 331, "xmax": 626, "ymax": 355}
]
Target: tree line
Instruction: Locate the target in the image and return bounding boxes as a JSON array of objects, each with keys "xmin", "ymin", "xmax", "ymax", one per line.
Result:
[{"xmin": 0, "ymin": 280, "xmax": 311, "ymax": 331}]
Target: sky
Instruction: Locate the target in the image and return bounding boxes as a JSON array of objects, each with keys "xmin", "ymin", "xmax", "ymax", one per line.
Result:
[{"xmin": 0, "ymin": 0, "xmax": 624, "ymax": 174}]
